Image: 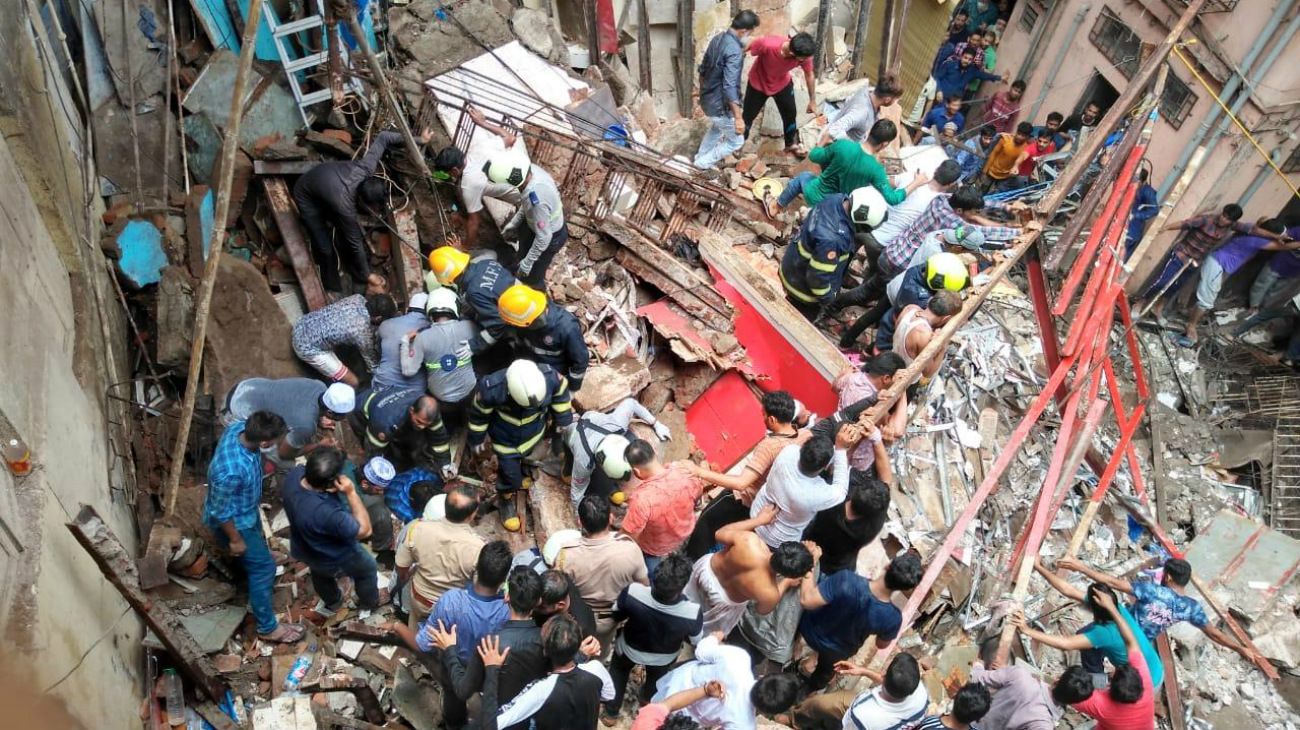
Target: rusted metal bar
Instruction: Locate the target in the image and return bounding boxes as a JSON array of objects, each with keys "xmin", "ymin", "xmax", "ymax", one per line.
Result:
[
  {"xmin": 163, "ymin": 0, "xmax": 265, "ymax": 517},
  {"xmin": 67, "ymin": 506, "xmax": 232, "ymax": 705},
  {"xmin": 997, "ymin": 399, "xmax": 1110, "ymax": 664},
  {"xmin": 263, "ymin": 177, "xmax": 329, "ymax": 311},
  {"xmin": 1036, "ymin": 0, "xmax": 1207, "ymax": 218}
]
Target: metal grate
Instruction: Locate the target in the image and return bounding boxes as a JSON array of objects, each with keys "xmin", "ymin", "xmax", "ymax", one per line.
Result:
[
  {"xmin": 1208, "ymin": 374, "xmax": 1300, "ymax": 428},
  {"xmin": 1175, "ymin": 0, "xmax": 1240, "ymax": 12},
  {"xmin": 1270, "ymin": 415, "xmax": 1300, "ymax": 538}
]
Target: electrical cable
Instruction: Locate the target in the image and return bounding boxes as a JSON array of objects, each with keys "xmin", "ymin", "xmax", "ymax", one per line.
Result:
[{"xmin": 1170, "ymin": 44, "xmax": 1300, "ymax": 201}]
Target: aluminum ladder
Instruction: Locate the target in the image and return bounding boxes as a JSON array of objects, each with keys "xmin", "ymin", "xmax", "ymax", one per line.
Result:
[{"xmin": 265, "ymin": 1, "xmax": 362, "ymax": 124}]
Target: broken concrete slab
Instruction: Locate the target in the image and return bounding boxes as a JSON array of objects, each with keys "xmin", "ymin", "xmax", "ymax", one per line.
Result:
[
  {"xmin": 157, "ymin": 267, "xmax": 196, "ymax": 367},
  {"xmin": 205, "ymin": 254, "xmax": 306, "ymax": 403},
  {"xmin": 1185, "ymin": 510, "xmax": 1300, "ymax": 621},
  {"xmin": 511, "ymin": 7, "xmax": 569, "ymax": 64},
  {"xmin": 251, "ymin": 695, "xmax": 318, "ymax": 730},
  {"xmin": 391, "ymin": 663, "xmax": 441, "ymax": 730},
  {"xmin": 93, "ymin": 0, "xmax": 168, "ymax": 104},
  {"xmin": 528, "ymin": 471, "xmax": 578, "ymax": 556},
  {"xmin": 572, "ymin": 359, "xmax": 652, "ymax": 413},
  {"xmin": 143, "ymin": 604, "xmax": 247, "ymax": 655},
  {"xmin": 390, "ymin": 0, "xmax": 514, "ymax": 78}
]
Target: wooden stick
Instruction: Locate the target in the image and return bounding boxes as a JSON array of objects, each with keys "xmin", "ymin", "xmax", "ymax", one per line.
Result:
[{"xmin": 163, "ymin": 0, "xmax": 265, "ymax": 517}]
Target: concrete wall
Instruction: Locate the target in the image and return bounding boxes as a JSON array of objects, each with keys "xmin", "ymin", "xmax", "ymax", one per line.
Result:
[
  {"xmin": 0, "ymin": 2, "xmax": 143, "ymax": 728},
  {"xmin": 998, "ymin": 0, "xmax": 1300, "ymax": 284}
]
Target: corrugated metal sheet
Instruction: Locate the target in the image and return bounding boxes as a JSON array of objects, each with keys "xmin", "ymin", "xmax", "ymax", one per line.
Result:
[{"xmin": 853, "ymin": 0, "xmax": 956, "ymax": 97}]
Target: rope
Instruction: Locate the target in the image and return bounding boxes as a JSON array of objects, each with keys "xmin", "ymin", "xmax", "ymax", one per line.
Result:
[{"xmin": 1170, "ymin": 44, "xmax": 1300, "ymax": 201}]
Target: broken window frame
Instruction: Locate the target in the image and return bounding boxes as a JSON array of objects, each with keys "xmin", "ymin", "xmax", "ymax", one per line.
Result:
[{"xmin": 1089, "ymin": 6, "xmax": 1144, "ymax": 79}]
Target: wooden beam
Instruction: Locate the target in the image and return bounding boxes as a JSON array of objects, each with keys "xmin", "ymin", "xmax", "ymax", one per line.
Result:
[
  {"xmin": 263, "ymin": 177, "xmax": 329, "ymax": 311},
  {"xmin": 814, "ymin": 0, "xmax": 834, "ymax": 76},
  {"xmin": 692, "ymin": 226, "xmax": 851, "ymax": 383},
  {"xmin": 878, "ymin": 0, "xmax": 897, "ymax": 83},
  {"xmin": 391, "ymin": 208, "xmax": 424, "ymax": 306},
  {"xmin": 849, "ymin": 0, "xmax": 875, "ymax": 80},
  {"xmin": 253, "ymin": 160, "xmax": 318, "ymax": 176},
  {"xmin": 636, "ymin": 0, "xmax": 652, "ymax": 92},
  {"xmin": 888, "ymin": 0, "xmax": 914, "ymax": 74},
  {"xmin": 164, "ymin": 0, "xmax": 265, "ymax": 517},
  {"xmin": 1036, "ymin": 0, "xmax": 1210, "ymax": 219},
  {"xmin": 66, "ymin": 506, "xmax": 232, "ymax": 706},
  {"xmin": 604, "ymin": 220, "xmax": 733, "ymax": 332}
]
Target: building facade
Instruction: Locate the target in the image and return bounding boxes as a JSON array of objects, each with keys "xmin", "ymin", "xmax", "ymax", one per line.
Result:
[{"xmin": 995, "ymin": 0, "xmax": 1300, "ymax": 284}]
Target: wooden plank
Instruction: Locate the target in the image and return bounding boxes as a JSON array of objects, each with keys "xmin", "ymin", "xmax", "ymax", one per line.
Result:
[
  {"xmin": 66, "ymin": 506, "xmax": 232, "ymax": 706},
  {"xmin": 691, "ymin": 226, "xmax": 852, "ymax": 384},
  {"xmin": 263, "ymin": 177, "xmax": 328, "ymax": 311},
  {"xmin": 605, "ymin": 224, "xmax": 734, "ymax": 334},
  {"xmin": 392, "ymin": 208, "xmax": 424, "ymax": 306},
  {"xmin": 254, "ymin": 160, "xmax": 318, "ymax": 176},
  {"xmin": 1158, "ymin": 635, "xmax": 1186, "ymax": 730}
]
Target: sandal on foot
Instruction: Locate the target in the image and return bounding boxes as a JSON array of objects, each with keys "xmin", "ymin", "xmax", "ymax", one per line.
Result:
[
  {"xmin": 1171, "ymin": 333, "xmax": 1197, "ymax": 348},
  {"xmin": 260, "ymin": 622, "xmax": 306, "ymax": 643}
]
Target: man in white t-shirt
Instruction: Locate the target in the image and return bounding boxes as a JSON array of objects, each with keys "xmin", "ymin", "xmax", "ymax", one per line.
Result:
[
  {"xmin": 651, "ymin": 634, "xmax": 801, "ymax": 730},
  {"xmin": 872, "ymin": 160, "xmax": 963, "ymax": 248},
  {"xmin": 787, "ymin": 652, "xmax": 930, "ymax": 729},
  {"xmin": 750, "ymin": 426, "xmax": 858, "ymax": 548},
  {"xmin": 432, "ymin": 106, "xmax": 524, "ymax": 250}
]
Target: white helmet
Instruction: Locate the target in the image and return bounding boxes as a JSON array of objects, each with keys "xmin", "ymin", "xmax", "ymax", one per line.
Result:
[
  {"xmin": 483, "ymin": 155, "xmax": 529, "ymax": 188},
  {"xmin": 505, "ymin": 360, "xmax": 546, "ymax": 407},
  {"xmin": 595, "ymin": 434, "xmax": 633, "ymax": 481},
  {"xmin": 542, "ymin": 529, "xmax": 582, "ymax": 569},
  {"xmin": 849, "ymin": 187, "xmax": 889, "ymax": 231},
  {"xmin": 425, "ymin": 286, "xmax": 460, "ymax": 319}
]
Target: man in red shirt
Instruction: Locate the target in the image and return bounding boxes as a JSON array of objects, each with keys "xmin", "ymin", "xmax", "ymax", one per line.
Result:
[
  {"xmin": 741, "ymin": 33, "xmax": 818, "ymax": 156},
  {"xmin": 983, "ymin": 79, "xmax": 1024, "ymax": 134},
  {"xmin": 1010, "ymin": 127, "xmax": 1057, "ymax": 185},
  {"xmin": 620, "ymin": 439, "xmax": 708, "ymax": 575}
]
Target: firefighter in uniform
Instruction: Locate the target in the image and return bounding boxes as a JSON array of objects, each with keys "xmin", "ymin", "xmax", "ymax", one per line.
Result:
[
  {"xmin": 358, "ymin": 386, "xmax": 454, "ymax": 478},
  {"xmin": 565, "ymin": 397, "xmax": 671, "ymax": 506},
  {"xmin": 467, "ymin": 360, "xmax": 574, "ymax": 531},
  {"xmin": 427, "ymin": 246, "xmax": 516, "ymax": 358},
  {"xmin": 497, "ymin": 284, "xmax": 591, "ymax": 391},
  {"xmin": 779, "ymin": 186, "xmax": 889, "ymax": 321}
]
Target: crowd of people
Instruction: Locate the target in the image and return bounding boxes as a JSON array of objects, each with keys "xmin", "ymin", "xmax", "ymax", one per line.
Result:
[{"xmin": 195, "ymin": 3, "xmax": 1280, "ymax": 729}]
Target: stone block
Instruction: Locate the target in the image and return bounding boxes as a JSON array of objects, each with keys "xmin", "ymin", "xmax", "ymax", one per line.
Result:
[
  {"xmin": 205, "ymin": 255, "xmax": 306, "ymax": 403},
  {"xmin": 156, "ymin": 267, "xmax": 195, "ymax": 368},
  {"xmin": 528, "ymin": 471, "xmax": 577, "ymax": 554},
  {"xmin": 572, "ymin": 358, "xmax": 652, "ymax": 413}
]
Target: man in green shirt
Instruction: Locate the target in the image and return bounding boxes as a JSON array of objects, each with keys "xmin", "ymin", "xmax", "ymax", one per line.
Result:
[{"xmin": 772, "ymin": 119, "xmax": 928, "ymax": 216}]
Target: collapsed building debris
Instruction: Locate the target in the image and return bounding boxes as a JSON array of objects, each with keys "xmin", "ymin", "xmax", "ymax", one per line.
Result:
[{"xmin": 15, "ymin": 0, "xmax": 1299, "ymax": 728}]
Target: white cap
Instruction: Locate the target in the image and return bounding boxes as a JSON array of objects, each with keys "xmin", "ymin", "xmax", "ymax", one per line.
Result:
[
  {"xmin": 322, "ymin": 383, "xmax": 356, "ymax": 414},
  {"xmin": 422, "ymin": 493, "xmax": 447, "ymax": 521},
  {"xmin": 362, "ymin": 456, "xmax": 395, "ymax": 487},
  {"xmin": 408, "ymin": 292, "xmax": 429, "ymax": 312}
]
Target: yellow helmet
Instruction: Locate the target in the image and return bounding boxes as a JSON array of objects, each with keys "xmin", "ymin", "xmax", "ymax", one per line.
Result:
[
  {"xmin": 498, "ymin": 283, "xmax": 548, "ymax": 327},
  {"xmin": 427, "ymin": 246, "xmax": 471, "ymax": 285},
  {"xmin": 925, "ymin": 252, "xmax": 968, "ymax": 292}
]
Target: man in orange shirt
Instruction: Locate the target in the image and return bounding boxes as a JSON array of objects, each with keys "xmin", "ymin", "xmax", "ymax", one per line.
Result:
[
  {"xmin": 620, "ymin": 439, "xmax": 708, "ymax": 576},
  {"xmin": 981, "ymin": 121, "xmax": 1032, "ymax": 192}
]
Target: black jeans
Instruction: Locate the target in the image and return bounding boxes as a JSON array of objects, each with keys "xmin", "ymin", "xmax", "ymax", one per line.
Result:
[
  {"xmin": 833, "ymin": 273, "xmax": 889, "ymax": 348},
  {"xmin": 742, "ymin": 82, "xmax": 800, "ymax": 147},
  {"xmin": 293, "ymin": 190, "xmax": 368, "ymax": 292},
  {"xmin": 604, "ymin": 649, "xmax": 673, "ymax": 715},
  {"xmin": 308, "ymin": 545, "xmax": 380, "ymax": 611},
  {"xmin": 806, "ymin": 648, "xmax": 852, "ymax": 693},
  {"xmin": 426, "ymin": 648, "xmax": 469, "ymax": 727}
]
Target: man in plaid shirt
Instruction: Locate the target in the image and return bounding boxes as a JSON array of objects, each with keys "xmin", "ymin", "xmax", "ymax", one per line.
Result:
[
  {"xmin": 203, "ymin": 412, "xmax": 305, "ymax": 643},
  {"xmin": 829, "ymin": 186, "xmax": 1020, "ymax": 341}
]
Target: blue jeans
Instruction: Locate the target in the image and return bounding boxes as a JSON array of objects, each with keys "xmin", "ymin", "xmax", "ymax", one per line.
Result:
[
  {"xmin": 308, "ymin": 545, "xmax": 381, "ymax": 611},
  {"xmin": 694, "ymin": 115, "xmax": 744, "ymax": 169},
  {"xmin": 644, "ymin": 553, "xmax": 663, "ymax": 578},
  {"xmin": 213, "ymin": 524, "xmax": 279, "ymax": 634},
  {"xmin": 778, "ymin": 171, "xmax": 816, "ymax": 208}
]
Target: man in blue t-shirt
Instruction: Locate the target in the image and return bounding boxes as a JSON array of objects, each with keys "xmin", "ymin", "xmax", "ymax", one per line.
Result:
[
  {"xmin": 280, "ymin": 447, "xmax": 379, "ymax": 616},
  {"xmin": 796, "ymin": 551, "xmax": 923, "ymax": 692},
  {"xmin": 1054, "ymin": 555, "xmax": 1262, "ymax": 665}
]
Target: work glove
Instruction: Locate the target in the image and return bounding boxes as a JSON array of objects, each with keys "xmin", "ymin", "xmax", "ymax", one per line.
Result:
[
  {"xmin": 440, "ymin": 463, "xmax": 459, "ymax": 481},
  {"xmin": 652, "ymin": 421, "xmax": 672, "ymax": 441},
  {"xmin": 454, "ymin": 339, "xmax": 472, "ymax": 362}
]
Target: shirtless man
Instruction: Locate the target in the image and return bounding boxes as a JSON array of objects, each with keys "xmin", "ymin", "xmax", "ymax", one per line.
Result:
[
  {"xmin": 684, "ymin": 504, "xmax": 816, "ymax": 638},
  {"xmin": 887, "ymin": 290, "xmax": 962, "ymax": 382}
]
